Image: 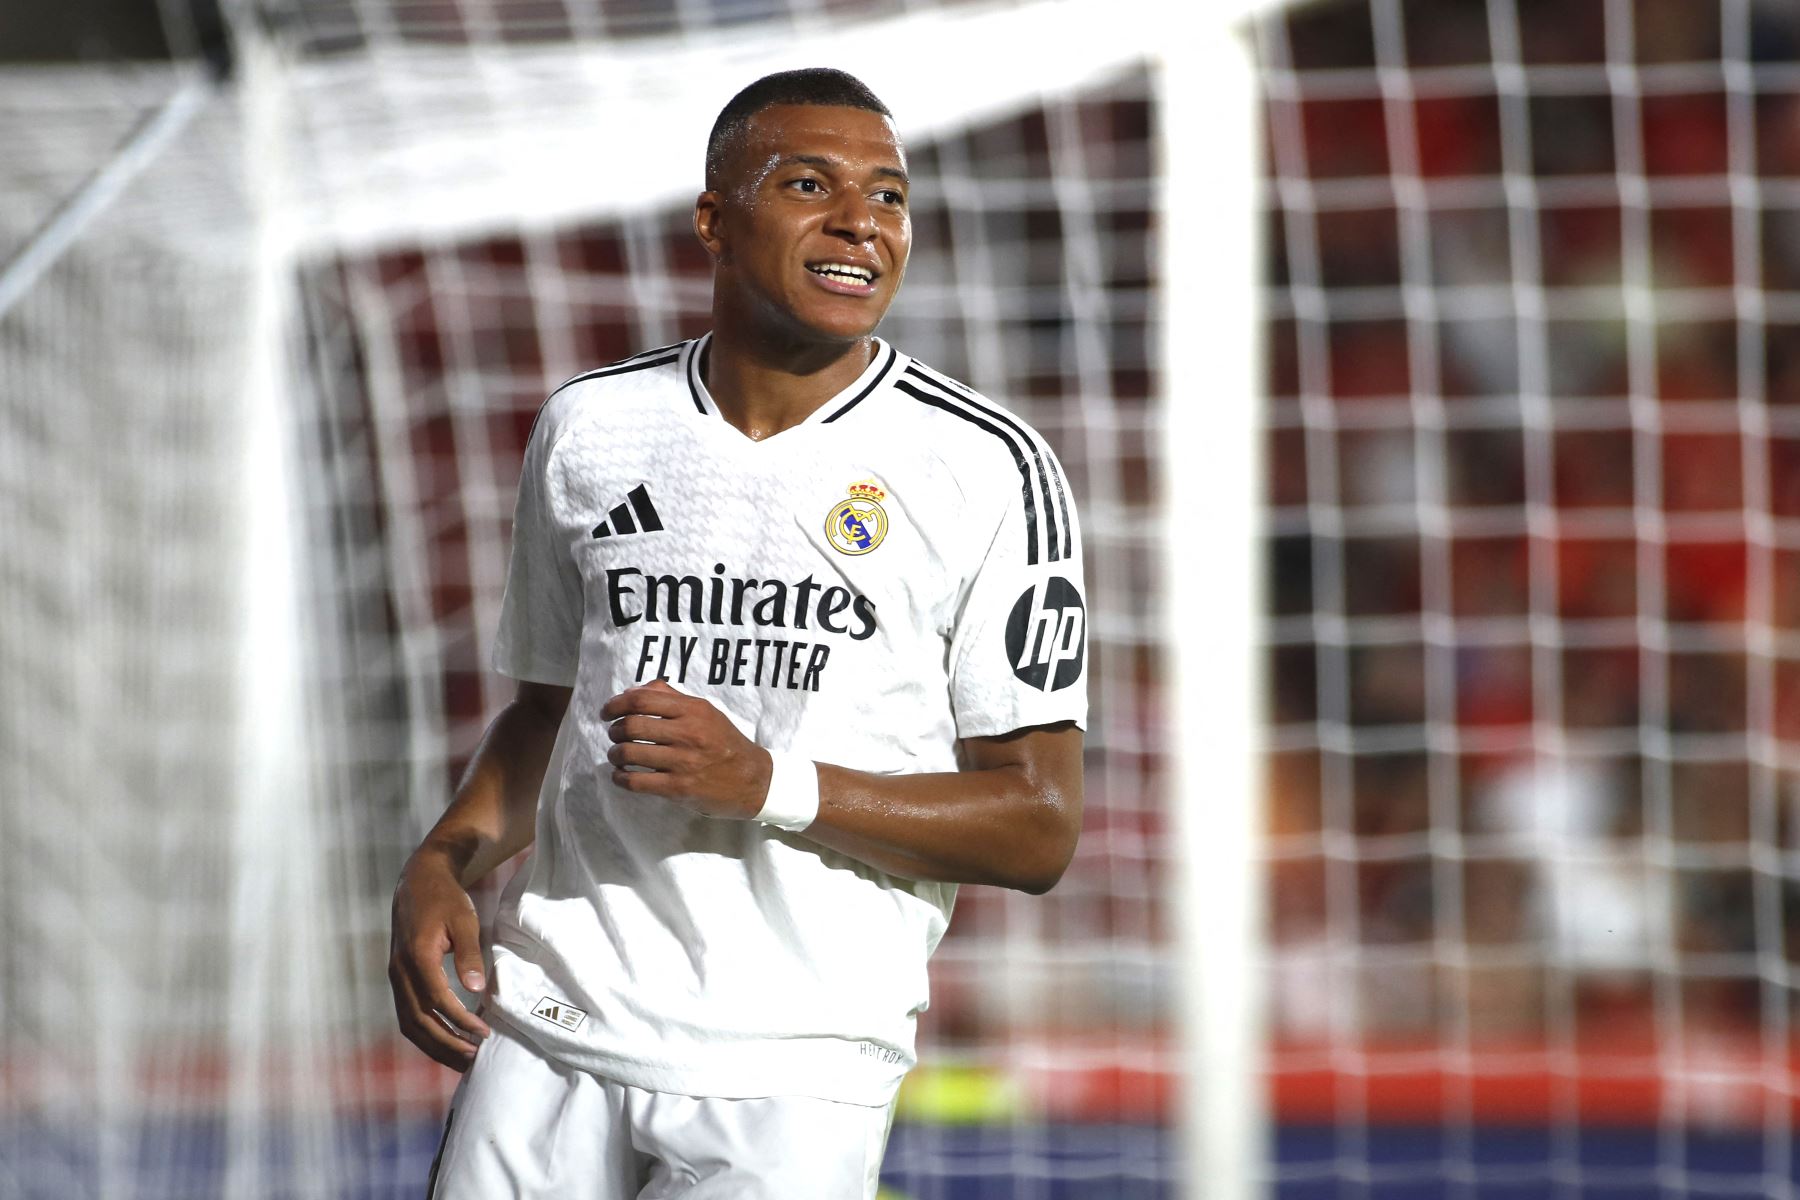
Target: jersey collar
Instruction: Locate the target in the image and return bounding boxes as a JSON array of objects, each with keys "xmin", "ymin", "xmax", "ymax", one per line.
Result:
[{"xmin": 681, "ymin": 333, "xmax": 906, "ymax": 431}]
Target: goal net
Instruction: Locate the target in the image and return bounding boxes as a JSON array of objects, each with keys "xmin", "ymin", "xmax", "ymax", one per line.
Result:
[
  {"xmin": 1260, "ymin": 0, "xmax": 1800, "ymax": 1195},
  {"xmin": 0, "ymin": 2, "xmax": 1219, "ymax": 1198}
]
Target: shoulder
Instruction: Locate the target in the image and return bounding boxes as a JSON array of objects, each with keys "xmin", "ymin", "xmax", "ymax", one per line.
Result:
[
  {"xmin": 531, "ymin": 340, "xmax": 691, "ymax": 448},
  {"xmin": 888, "ymin": 357, "xmax": 1070, "ymax": 495},
  {"xmin": 550, "ymin": 340, "xmax": 689, "ymax": 400},
  {"xmin": 886, "ymin": 356, "xmax": 1078, "ymax": 566}
]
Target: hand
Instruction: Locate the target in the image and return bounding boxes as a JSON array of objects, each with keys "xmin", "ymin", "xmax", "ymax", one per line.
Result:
[
  {"xmin": 601, "ymin": 679, "xmax": 772, "ymax": 819},
  {"xmin": 388, "ymin": 849, "xmax": 491, "ymax": 1070}
]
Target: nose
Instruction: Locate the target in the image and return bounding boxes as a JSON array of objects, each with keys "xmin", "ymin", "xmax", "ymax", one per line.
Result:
[{"xmin": 828, "ymin": 189, "xmax": 877, "ymax": 243}]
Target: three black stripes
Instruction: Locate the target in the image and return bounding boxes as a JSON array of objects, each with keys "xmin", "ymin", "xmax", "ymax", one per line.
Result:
[{"xmin": 592, "ymin": 484, "xmax": 664, "ymax": 539}]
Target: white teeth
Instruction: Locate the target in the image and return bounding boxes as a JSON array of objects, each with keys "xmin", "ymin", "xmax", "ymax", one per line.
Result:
[{"xmin": 810, "ymin": 264, "xmax": 873, "ymax": 283}]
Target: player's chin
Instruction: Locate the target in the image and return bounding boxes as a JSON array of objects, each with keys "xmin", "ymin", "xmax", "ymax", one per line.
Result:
[{"xmin": 793, "ymin": 296, "xmax": 893, "ymax": 343}]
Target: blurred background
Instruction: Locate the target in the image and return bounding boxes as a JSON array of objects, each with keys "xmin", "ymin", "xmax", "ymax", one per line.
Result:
[
  {"xmin": 1261, "ymin": 3, "xmax": 1800, "ymax": 1195},
  {"xmin": 2, "ymin": 0, "xmax": 1798, "ymax": 1196}
]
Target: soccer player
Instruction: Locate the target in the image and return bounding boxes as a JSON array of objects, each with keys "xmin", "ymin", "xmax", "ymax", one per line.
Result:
[{"xmin": 389, "ymin": 67, "xmax": 1088, "ymax": 1198}]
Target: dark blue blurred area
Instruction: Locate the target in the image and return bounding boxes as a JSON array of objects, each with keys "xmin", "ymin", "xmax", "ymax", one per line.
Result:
[
  {"xmin": 6, "ymin": 1118, "xmax": 1795, "ymax": 1199},
  {"xmin": 1275, "ymin": 1124, "xmax": 1792, "ymax": 1200}
]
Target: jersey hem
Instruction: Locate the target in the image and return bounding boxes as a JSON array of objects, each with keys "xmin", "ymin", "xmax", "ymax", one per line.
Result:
[
  {"xmin": 491, "ymin": 654, "xmax": 578, "ymax": 688},
  {"xmin": 954, "ymin": 711, "xmax": 1089, "ymax": 739},
  {"xmin": 485, "ymin": 1007, "xmax": 903, "ymax": 1109}
]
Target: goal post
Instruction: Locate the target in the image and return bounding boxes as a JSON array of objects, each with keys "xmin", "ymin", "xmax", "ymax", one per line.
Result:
[{"xmin": 1160, "ymin": 5, "xmax": 1278, "ymax": 1198}]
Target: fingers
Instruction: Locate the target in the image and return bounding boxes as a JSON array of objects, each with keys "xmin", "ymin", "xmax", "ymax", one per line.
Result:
[
  {"xmin": 389, "ymin": 958, "xmax": 479, "ymax": 1071},
  {"xmin": 607, "ymin": 713, "xmax": 687, "ymax": 746},
  {"xmin": 599, "ymin": 684, "xmax": 690, "ymax": 723},
  {"xmin": 607, "ymin": 740, "xmax": 694, "ymax": 773},
  {"xmin": 389, "ymin": 896, "xmax": 490, "ymax": 1072},
  {"xmin": 447, "ymin": 902, "xmax": 489, "ymax": 998},
  {"xmin": 613, "ymin": 766, "xmax": 680, "ymax": 794},
  {"xmin": 597, "ymin": 685, "xmax": 762, "ymax": 817},
  {"xmin": 418, "ymin": 954, "xmax": 491, "ymax": 1042}
]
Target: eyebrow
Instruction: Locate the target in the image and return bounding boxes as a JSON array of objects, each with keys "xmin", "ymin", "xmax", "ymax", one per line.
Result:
[{"xmin": 778, "ymin": 154, "xmax": 909, "ymax": 185}]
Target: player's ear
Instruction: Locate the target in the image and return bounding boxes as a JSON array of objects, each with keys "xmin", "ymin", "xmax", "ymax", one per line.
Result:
[{"xmin": 694, "ymin": 191, "xmax": 726, "ymax": 262}]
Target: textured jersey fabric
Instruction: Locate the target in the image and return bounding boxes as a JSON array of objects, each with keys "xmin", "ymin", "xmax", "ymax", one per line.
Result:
[{"xmin": 489, "ymin": 335, "xmax": 1089, "ymax": 1106}]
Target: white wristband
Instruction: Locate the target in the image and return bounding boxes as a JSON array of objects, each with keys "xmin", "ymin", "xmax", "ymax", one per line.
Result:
[{"xmin": 756, "ymin": 751, "xmax": 819, "ymax": 832}]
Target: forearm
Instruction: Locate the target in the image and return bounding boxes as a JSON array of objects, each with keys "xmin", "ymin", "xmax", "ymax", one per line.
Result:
[
  {"xmin": 390, "ymin": 684, "xmax": 565, "ymax": 1068},
  {"xmin": 806, "ymin": 756, "xmax": 1082, "ymax": 894},
  {"xmin": 601, "ymin": 683, "xmax": 1084, "ymax": 894},
  {"xmin": 412, "ymin": 683, "xmax": 569, "ymax": 886}
]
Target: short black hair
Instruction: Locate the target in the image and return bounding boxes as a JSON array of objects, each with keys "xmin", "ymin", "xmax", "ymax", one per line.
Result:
[{"xmin": 705, "ymin": 68, "xmax": 893, "ymax": 191}]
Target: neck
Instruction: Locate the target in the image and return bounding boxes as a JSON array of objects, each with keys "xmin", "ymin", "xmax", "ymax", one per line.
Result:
[{"xmin": 703, "ymin": 319, "xmax": 876, "ymax": 441}]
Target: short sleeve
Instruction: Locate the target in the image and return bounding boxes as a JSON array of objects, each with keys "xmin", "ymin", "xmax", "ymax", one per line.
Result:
[
  {"xmin": 946, "ymin": 447, "xmax": 1089, "ymax": 738},
  {"xmin": 492, "ymin": 402, "xmax": 583, "ymax": 686}
]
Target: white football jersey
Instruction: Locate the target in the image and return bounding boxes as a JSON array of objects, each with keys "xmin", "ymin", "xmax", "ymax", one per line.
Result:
[{"xmin": 489, "ymin": 334, "xmax": 1088, "ymax": 1106}]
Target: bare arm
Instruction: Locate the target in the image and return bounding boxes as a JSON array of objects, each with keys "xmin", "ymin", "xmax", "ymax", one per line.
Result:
[
  {"xmin": 388, "ymin": 679, "xmax": 571, "ymax": 1069},
  {"xmin": 601, "ymin": 680, "xmax": 1084, "ymax": 894},
  {"xmin": 805, "ymin": 727, "xmax": 1082, "ymax": 893}
]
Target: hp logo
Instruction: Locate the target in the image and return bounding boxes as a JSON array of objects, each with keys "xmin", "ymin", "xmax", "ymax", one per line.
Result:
[{"xmin": 1005, "ymin": 577, "xmax": 1086, "ymax": 692}]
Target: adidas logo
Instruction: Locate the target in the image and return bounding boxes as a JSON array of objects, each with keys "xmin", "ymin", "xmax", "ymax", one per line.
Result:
[
  {"xmin": 592, "ymin": 484, "xmax": 664, "ymax": 539},
  {"xmin": 531, "ymin": 995, "xmax": 588, "ymax": 1031}
]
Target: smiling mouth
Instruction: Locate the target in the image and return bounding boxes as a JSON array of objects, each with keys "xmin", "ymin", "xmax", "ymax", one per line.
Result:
[{"xmin": 806, "ymin": 262, "xmax": 878, "ymax": 286}]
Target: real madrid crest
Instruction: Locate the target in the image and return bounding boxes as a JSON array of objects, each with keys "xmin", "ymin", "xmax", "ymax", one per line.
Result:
[{"xmin": 826, "ymin": 480, "xmax": 889, "ymax": 555}]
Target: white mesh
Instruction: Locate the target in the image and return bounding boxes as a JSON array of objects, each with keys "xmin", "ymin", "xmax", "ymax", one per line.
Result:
[{"xmin": 1261, "ymin": 0, "xmax": 1800, "ymax": 1194}]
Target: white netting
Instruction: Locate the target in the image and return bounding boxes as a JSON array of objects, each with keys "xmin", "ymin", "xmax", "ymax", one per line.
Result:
[
  {"xmin": 1261, "ymin": 0, "xmax": 1800, "ymax": 1194},
  {"xmin": 0, "ymin": 62, "xmax": 328, "ymax": 1200},
  {"xmin": 0, "ymin": 2, "xmax": 1198, "ymax": 1197}
]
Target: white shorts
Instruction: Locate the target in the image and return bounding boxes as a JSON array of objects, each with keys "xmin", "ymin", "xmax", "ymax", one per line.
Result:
[{"xmin": 426, "ymin": 1018, "xmax": 895, "ymax": 1199}]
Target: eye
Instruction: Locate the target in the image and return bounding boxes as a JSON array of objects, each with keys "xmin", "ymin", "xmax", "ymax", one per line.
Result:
[
  {"xmin": 788, "ymin": 177, "xmax": 823, "ymax": 194},
  {"xmin": 875, "ymin": 189, "xmax": 906, "ymax": 206}
]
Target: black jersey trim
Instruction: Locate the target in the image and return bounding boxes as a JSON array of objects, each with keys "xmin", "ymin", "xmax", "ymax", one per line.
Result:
[
  {"xmin": 621, "ymin": 339, "xmax": 686, "ymax": 364},
  {"xmin": 525, "ymin": 348, "xmax": 683, "ymax": 445},
  {"xmin": 905, "ymin": 362, "xmax": 1073, "ymax": 560},
  {"xmin": 550, "ymin": 348, "xmax": 681, "ymax": 397},
  {"xmin": 821, "ymin": 343, "xmax": 901, "ymax": 423},
  {"xmin": 901, "ymin": 365, "xmax": 1066, "ymax": 563},
  {"xmin": 895, "ymin": 379, "xmax": 1042, "ymax": 565},
  {"xmin": 685, "ymin": 334, "xmax": 710, "ymax": 414}
]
